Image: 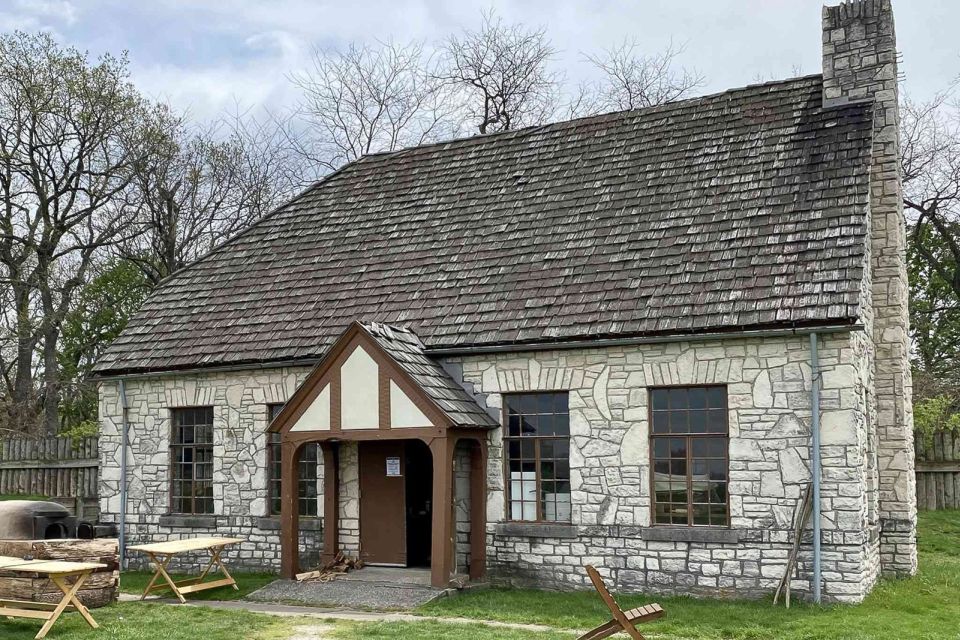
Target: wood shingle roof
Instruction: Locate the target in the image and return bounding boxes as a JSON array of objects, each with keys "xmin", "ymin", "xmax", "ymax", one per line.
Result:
[{"xmin": 96, "ymin": 75, "xmax": 874, "ymax": 376}]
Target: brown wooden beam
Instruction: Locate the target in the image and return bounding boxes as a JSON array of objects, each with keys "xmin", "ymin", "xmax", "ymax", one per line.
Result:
[
  {"xmin": 321, "ymin": 442, "xmax": 340, "ymax": 565},
  {"xmin": 279, "ymin": 440, "xmax": 300, "ymax": 579},
  {"xmin": 429, "ymin": 436, "xmax": 454, "ymax": 588},
  {"xmin": 283, "ymin": 426, "xmax": 448, "ymax": 445}
]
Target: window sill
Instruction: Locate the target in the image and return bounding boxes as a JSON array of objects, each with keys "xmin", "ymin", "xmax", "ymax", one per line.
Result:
[
  {"xmin": 257, "ymin": 516, "xmax": 322, "ymax": 531},
  {"xmin": 641, "ymin": 526, "xmax": 740, "ymax": 544},
  {"xmin": 159, "ymin": 514, "xmax": 218, "ymax": 529},
  {"xmin": 495, "ymin": 522, "xmax": 577, "ymax": 539}
]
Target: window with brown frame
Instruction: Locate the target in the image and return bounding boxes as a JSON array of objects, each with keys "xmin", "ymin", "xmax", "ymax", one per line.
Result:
[
  {"xmin": 267, "ymin": 403, "xmax": 319, "ymax": 517},
  {"xmin": 650, "ymin": 386, "xmax": 729, "ymax": 526},
  {"xmin": 504, "ymin": 392, "xmax": 570, "ymax": 522},
  {"xmin": 171, "ymin": 407, "xmax": 214, "ymax": 515}
]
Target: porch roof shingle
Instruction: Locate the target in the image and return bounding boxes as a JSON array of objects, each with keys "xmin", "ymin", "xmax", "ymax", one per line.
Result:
[
  {"xmin": 95, "ymin": 74, "xmax": 874, "ymax": 376},
  {"xmin": 361, "ymin": 322, "xmax": 497, "ymax": 428}
]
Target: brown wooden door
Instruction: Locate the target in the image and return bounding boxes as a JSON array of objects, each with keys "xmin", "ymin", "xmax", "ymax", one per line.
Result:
[{"xmin": 359, "ymin": 441, "xmax": 406, "ymax": 565}]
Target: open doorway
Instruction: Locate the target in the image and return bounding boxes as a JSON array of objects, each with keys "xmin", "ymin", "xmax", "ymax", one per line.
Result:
[{"xmin": 405, "ymin": 440, "xmax": 433, "ymax": 567}]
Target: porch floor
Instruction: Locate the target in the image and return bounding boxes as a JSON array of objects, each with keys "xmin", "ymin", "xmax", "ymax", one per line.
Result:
[{"xmin": 245, "ymin": 567, "xmax": 451, "ymax": 611}]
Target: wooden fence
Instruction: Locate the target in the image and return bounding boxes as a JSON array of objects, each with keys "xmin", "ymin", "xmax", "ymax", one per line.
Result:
[
  {"xmin": 915, "ymin": 429, "xmax": 960, "ymax": 511},
  {"xmin": 0, "ymin": 436, "xmax": 99, "ymax": 520}
]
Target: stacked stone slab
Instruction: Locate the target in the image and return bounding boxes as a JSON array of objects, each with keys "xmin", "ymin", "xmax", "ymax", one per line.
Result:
[
  {"xmin": 97, "ymin": 367, "xmax": 324, "ymax": 571},
  {"xmin": 822, "ymin": 0, "xmax": 917, "ymax": 577},
  {"xmin": 446, "ymin": 334, "xmax": 881, "ymax": 602}
]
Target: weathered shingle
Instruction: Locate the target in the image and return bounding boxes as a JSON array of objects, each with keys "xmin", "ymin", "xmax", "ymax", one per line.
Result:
[
  {"xmin": 95, "ymin": 75, "xmax": 873, "ymax": 376},
  {"xmin": 361, "ymin": 322, "xmax": 497, "ymax": 428}
]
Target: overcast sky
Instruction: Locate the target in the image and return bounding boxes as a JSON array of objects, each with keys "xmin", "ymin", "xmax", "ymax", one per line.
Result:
[{"xmin": 1, "ymin": 0, "xmax": 954, "ymax": 121}]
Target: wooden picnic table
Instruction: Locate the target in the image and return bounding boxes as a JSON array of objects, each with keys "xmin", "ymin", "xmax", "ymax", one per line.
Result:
[
  {"xmin": 128, "ymin": 537, "xmax": 244, "ymax": 604},
  {"xmin": 0, "ymin": 555, "xmax": 107, "ymax": 639}
]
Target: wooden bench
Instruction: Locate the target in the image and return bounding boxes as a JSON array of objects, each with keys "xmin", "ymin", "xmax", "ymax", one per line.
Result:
[
  {"xmin": 578, "ymin": 565, "xmax": 664, "ymax": 640},
  {"xmin": 0, "ymin": 555, "xmax": 106, "ymax": 639},
  {"xmin": 128, "ymin": 537, "xmax": 244, "ymax": 604}
]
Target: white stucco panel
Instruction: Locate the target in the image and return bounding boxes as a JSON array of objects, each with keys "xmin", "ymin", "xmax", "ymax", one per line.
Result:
[
  {"xmin": 290, "ymin": 383, "xmax": 331, "ymax": 432},
  {"xmin": 341, "ymin": 345, "xmax": 379, "ymax": 429},
  {"xmin": 390, "ymin": 380, "xmax": 433, "ymax": 428}
]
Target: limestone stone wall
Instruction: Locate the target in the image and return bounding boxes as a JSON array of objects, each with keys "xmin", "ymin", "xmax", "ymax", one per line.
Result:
[
  {"xmin": 97, "ymin": 366, "xmax": 324, "ymax": 571},
  {"xmin": 446, "ymin": 331, "xmax": 882, "ymax": 602},
  {"xmin": 822, "ymin": 0, "xmax": 917, "ymax": 576},
  {"xmin": 99, "ymin": 330, "xmax": 886, "ymax": 601},
  {"xmin": 454, "ymin": 440, "xmax": 474, "ymax": 574}
]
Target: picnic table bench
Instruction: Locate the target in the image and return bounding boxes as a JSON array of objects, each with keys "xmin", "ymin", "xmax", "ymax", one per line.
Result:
[
  {"xmin": 128, "ymin": 537, "xmax": 244, "ymax": 604},
  {"xmin": 0, "ymin": 555, "xmax": 106, "ymax": 639}
]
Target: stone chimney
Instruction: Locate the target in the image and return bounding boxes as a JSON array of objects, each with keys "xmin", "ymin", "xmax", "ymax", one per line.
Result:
[{"xmin": 822, "ymin": 0, "xmax": 916, "ymax": 577}]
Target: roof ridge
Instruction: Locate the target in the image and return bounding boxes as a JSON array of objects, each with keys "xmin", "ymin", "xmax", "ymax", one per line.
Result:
[{"xmin": 359, "ymin": 74, "xmax": 828, "ymax": 162}]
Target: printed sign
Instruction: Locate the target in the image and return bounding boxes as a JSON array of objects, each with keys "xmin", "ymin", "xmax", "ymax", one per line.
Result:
[{"xmin": 386, "ymin": 456, "xmax": 401, "ymax": 477}]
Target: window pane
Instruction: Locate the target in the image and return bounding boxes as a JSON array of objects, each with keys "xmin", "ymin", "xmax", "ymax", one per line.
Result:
[
  {"xmin": 689, "ymin": 411, "xmax": 707, "ymax": 433},
  {"xmin": 707, "ymin": 387, "xmax": 727, "ymax": 409},
  {"xmin": 504, "ymin": 393, "xmax": 570, "ymax": 522},
  {"xmin": 171, "ymin": 407, "xmax": 214, "ymax": 515},
  {"xmin": 707, "ymin": 409, "xmax": 727, "ymax": 432},
  {"xmin": 649, "ymin": 387, "xmax": 729, "ymax": 527},
  {"xmin": 653, "ymin": 438, "xmax": 669, "ymax": 458},
  {"xmin": 651, "ymin": 389, "xmax": 669, "ymax": 411},
  {"xmin": 652, "ymin": 411, "xmax": 669, "ymax": 433},
  {"xmin": 521, "ymin": 416, "xmax": 538, "ymax": 436},
  {"xmin": 668, "ymin": 388, "xmax": 688, "ymax": 409},
  {"xmin": 688, "ymin": 387, "xmax": 707, "ymax": 409},
  {"xmin": 508, "ymin": 413, "xmax": 521, "ymax": 437}
]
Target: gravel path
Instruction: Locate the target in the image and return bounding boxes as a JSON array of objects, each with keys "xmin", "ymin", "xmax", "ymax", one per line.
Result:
[{"xmin": 245, "ymin": 578, "xmax": 444, "ymax": 610}]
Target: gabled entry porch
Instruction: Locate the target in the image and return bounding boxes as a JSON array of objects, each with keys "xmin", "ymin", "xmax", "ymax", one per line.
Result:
[{"xmin": 268, "ymin": 322, "xmax": 497, "ymax": 588}]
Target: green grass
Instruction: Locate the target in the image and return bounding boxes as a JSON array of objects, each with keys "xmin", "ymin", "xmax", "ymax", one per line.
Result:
[
  {"xmin": 0, "ymin": 493, "xmax": 48, "ymax": 501},
  {"xmin": 409, "ymin": 509, "xmax": 960, "ymax": 639},
  {"xmin": 331, "ymin": 620, "xmax": 571, "ymax": 639},
  {"xmin": 0, "ymin": 601, "xmax": 294, "ymax": 640},
  {"xmin": 120, "ymin": 569, "xmax": 278, "ymax": 601}
]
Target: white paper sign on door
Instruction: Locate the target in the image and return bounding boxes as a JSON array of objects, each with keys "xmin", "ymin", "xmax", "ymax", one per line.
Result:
[{"xmin": 386, "ymin": 456, "xmax": 401, "ymax": 477}]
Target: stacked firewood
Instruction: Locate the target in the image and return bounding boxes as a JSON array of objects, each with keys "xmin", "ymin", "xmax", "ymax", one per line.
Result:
[
  {"xmin": 295, "ymin": 552, "xmax": 364, "ymax": 583},
  {"xmin": 0, "ymin": 538, "xmax": 119, "ymax": 608}
]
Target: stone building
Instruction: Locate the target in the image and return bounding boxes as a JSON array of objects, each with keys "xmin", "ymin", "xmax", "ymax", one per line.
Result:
[{"xmin": 95, "ymin": 0, "xmax": 915, "ymax": 603}]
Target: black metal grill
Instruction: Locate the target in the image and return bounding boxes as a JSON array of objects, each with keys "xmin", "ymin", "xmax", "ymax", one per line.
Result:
[{"xmin": 0, "ymin": 500, "xmax": 78, "ymax": 540}]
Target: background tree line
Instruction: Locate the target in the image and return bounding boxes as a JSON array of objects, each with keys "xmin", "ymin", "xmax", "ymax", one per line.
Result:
[
  {"xmin": 0, "ymin": 13, "xmax": 955, "ymax": 440},
  {"xmin": 0, "ymin": 14, "xmax": 702, "ymax": 436}
]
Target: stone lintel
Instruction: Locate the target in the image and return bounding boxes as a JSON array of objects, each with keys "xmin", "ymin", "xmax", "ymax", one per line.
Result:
[
  {"xmin": 159, "ymin": 514, "xmax": 219, "ymax": 528},
  {"xmin": 495, "ymin": 522, "xmax": 578, "ymax": 539},
  {"xmin": 257, "ymin": 516, "xmax": 323, "ymax": 532}
]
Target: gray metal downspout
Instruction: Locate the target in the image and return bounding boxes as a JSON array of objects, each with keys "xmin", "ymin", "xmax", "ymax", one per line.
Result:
[
  {"xmin": 118, "ymin": 379, "xmax": 130, "ymax": 571},
  {"xmin": 809, "ymin": 332, "xmax": 822, "ymax": 604}
]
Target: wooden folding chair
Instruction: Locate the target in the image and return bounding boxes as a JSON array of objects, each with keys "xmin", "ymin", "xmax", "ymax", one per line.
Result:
[{"xmin": 577, "ymin": 565, "xmax": 665, "ymax": 640}]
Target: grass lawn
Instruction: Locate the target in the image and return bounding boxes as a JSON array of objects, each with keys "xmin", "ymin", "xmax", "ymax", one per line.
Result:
[
  {"xmin": 120, "ymin": 569, "xmax": 278, "ymax": 600},
  {"xmin": 406, "ymin": 509, "xmax": 960, "ymax": 640},
  {"xmin": 0, "ymin": 601, "xmax": 294, "ymax": 640},
  {"xmin": 330, "ymin": 620, "xmax": 571, "ymax": 639},
  {"xmin": 0, "ymin": 493, "xmax": 48, "ymax": 501}
]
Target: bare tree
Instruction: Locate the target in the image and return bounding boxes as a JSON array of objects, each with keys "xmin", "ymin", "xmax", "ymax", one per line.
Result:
[
  {"xmin": 121, "ymin": 104, "xmax": 303, "ymax": 285},
  {"xmin": 0, "ymin": 32, "xmax": 148, "ymax": 433},
  {"xmin": 578, "ymin": 39, "xmax": 703, "ymax": 114},
  {"xmin": 290, "ymin": 40, "xmax": 453, "ymax": 171},
  {"xmin": 901, "ymin": 88, "xmax": 960, "ymax": 298},
  {"xmin": 439, "ymin": 11, "xmax": 560, "ymax": 134}
]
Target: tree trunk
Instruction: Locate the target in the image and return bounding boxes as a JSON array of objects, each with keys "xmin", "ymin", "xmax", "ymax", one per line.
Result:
[
  {"xmin": 10, "ymin": 284, "xmax": 38, "ymax": 432},
  {"xmin": 41, "ymin": 323, "xmax": 61, "ymax": 436}
]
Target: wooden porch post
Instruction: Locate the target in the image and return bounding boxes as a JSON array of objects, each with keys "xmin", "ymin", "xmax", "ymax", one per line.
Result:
[
  {"xmin": 320, "ymin": 441, "xmax": 340, "ymax": 565},
  {"xmin": 469, "ymin": 437, "xmax": 487, "ymax": 581},
  {"xmin": 280, "ymin": 440, "xmax": 300, "ymax": 579},
  {"xmin": 429, "ymin": 436, "xmax": 454, "ymax": 588}
]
